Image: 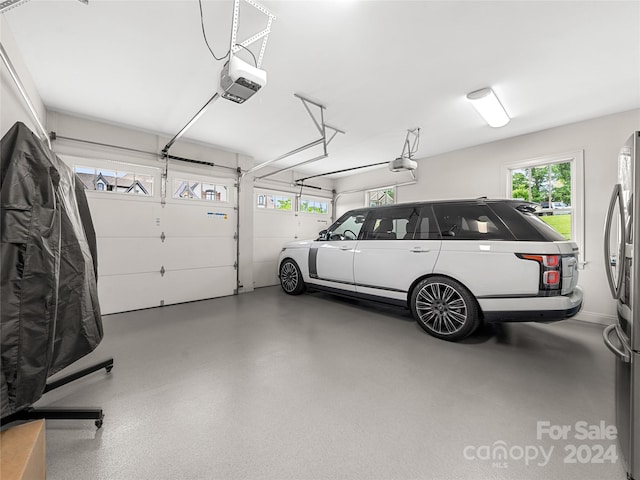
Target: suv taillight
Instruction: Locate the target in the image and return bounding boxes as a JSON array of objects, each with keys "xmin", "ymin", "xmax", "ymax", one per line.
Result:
[{"xmin": 516, "ymin": 254, "xmax": 561, "ymax": 293}]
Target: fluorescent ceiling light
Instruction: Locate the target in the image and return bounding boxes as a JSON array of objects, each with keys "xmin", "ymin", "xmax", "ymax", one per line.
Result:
[{"xmin": 466, "ymin": 87, "xmax": 510, "ymax": 128}]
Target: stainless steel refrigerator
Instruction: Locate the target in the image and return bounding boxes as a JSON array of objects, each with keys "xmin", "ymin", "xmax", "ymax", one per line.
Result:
[{"xmin": 604, "ymin": 131, "xmax": 640, "ymax": 480}]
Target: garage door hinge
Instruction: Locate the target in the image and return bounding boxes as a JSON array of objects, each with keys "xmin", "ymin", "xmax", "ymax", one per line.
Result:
[
  {"xmin": 160, "ymin": 232, "xmax": 166, "ymax": 243},
  {"xmin": 160, "ymin": 266, "xmax": 166, "ymax": 277},
  {"xmin": 234, "ymin": 261, "xmax": 238, "ymax": 270},
  {"xmin": 234, "ymin": 232, "xmax": 238, "ymax": 240}
]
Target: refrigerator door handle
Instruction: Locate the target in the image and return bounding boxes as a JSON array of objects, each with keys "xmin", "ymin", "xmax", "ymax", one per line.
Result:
[
  {"xmin": 603, "ymin": 184, "xmax": 625, "ymax": 299},
  {"xmin": 602, "ymin": 324, "xmax": 631, "ymax": 363}
]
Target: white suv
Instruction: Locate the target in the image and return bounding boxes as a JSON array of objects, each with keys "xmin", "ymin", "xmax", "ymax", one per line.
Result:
[{"xmin": 277, "ymin": 199, "xmax": 583, "ymax": 341}]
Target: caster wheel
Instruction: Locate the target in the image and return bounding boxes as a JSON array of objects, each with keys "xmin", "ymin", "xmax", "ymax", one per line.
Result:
[
  {"xmin": 95, "ymin": 416, "xmax": 104, "ymax": 429},
  {"xmin": 106, "ymin": 366, "xmax": 113, "ymax": 373}
]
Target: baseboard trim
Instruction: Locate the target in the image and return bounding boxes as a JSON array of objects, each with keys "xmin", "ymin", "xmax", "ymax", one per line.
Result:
[{"xmin": 572, "ymin": 310, "xmax": 616, "ymax": 326}]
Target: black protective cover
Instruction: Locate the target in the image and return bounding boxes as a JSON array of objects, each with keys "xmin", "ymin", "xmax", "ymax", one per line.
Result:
[{"xmin": 1, "ymin": 122, "xmax": 102, "ymax": 417}]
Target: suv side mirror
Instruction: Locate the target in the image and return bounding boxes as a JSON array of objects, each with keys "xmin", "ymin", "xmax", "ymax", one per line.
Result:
[{"xmin": 318, "ymin": 230, "xmax": 328, "ymax": 240}]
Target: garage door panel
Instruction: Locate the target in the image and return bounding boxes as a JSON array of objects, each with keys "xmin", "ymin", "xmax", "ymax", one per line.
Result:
[
  {"xmin": 163, "ymin": 203, "xmax": 236, "ymax": 237},
  {"xmin": 161, "ymin": 266, "xmax": 236, "ymax": 305},
  {"xmin": 98, "ymin": 272, "xmax": 164, "ymax": 315},
  {"xmin": 253, "ymin": 212, "xmax": 330, "ymax": 288},
  {"xmin": 87, "ymin": 196, "xmax": 159, "ymax": 237},
  {"xmin": 96, "ymin": 237, "xmax": 162, "ymax": 276},
  {"xmin": 254, "ymin": 208, "xmax": 297, "ymax": 273},
  {"xmin": 297, "ymin": 215, "xmax": 330, "ymax": 241},
  {"xmin": 60, "ymin": 157, "xmax": 238, "ymax": 314},
  {"xmin": 254, "ymin": 211, "xmax": 295, "ymax": 233},
  {"xmin": 253, "ymin": 237, "xmax": 293, "ymax": 263},
  {"xmin": 162, "ymin": 237, "xmax": 235, "ymax": 270}
]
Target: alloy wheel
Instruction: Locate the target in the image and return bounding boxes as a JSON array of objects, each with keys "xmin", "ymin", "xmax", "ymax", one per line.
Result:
[
  {"xmin": 280, "ymin": 261, "xmax": 299, "ymax": 293},
  {"xmin": 415, "ymin": 282, "xmax": 468, "ymax": 335}
]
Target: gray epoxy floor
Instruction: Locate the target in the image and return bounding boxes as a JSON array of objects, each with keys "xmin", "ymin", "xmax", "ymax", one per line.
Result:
[{"xmin": 37, "ymin": 286, "xmax": 625, "ymax": 480}]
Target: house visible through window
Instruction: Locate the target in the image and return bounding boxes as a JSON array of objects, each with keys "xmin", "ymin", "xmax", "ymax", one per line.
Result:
[
  {"xmin": 74, "ymin": 166, "xmax": 153, "ymax": 196},
  {"xmin": 173, "ymin": 179, "xmax": 229, "ymax": 202},
  {"xmin": 368, "ymin": 187, "xmax": 394, "ymax": 207}
]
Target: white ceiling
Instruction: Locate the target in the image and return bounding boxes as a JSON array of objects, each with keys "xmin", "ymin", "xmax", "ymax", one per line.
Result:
[{"xmin": 3, "ymin": 0, "xmax": 640, "ymax": 178}]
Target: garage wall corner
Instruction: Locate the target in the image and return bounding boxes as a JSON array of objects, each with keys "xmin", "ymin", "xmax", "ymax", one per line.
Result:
[{"xmin": 0, "ymin": 15, "xmax": 46, "ymax": 139}]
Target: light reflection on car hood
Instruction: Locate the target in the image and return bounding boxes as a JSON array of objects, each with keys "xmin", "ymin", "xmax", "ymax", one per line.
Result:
[{"xmin": 283, "ymin": 239, "xmax": 314, "ymax": 249}]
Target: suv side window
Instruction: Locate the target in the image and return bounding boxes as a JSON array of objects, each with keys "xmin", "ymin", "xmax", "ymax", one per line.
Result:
[
  {"xmin": 432, "ymin": 203, "xmax": 515, "ymax": 240},
  {"xmin": 361, "ymin": 207, "xmax": 422, "ymax": 240},
  {"xmin": 414, "ymin": 206, "xmax": 441, "ymax": 240}
]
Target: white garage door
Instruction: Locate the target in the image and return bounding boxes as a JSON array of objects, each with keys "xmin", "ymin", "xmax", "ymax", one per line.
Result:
[
  {"xmin": 253, "ymin": 188, "xmax": 331, "ymax": 288},
  {"xmin": 64, "ymin": 156, "xmax": 237, "ymax": 314}
]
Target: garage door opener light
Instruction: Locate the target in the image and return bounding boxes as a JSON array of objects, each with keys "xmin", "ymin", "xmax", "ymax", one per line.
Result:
[
  {"xmin": 162, "ymin": 0, "xmax": 276, "ymax": 157},
  {"xmin": 389, "ymin": 128, "xmax": 420, "ymax": 172}
]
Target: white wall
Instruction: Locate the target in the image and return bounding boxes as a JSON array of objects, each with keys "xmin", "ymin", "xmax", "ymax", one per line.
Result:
[
  {"xmin": 335, "ymin": 109, "xmax": 640, "ymax": 324},
  {"xmin": 1, "ymin": 15, "xmax": 46, "ymax": 138}
]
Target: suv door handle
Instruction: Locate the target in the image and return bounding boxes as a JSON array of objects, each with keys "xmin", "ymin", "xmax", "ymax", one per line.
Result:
[
  {"xmin": 410, "ymin": 247, "xmax": 430, "ymax": 253},
  {"xmin": 340, "ymin": 246, "xmax": 351, "ymax": 251}
]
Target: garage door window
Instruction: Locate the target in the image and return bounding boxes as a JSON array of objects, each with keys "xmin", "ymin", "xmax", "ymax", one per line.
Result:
[
  {"xmin": 367, "ymin": 187, "xmax": 395, "ymax": 207},
  {"xmin": 256, "ymin": 194, "xmax": 292, "ymax": 211},
  {"xmin": 74, "ymin": 166, "xmax": 153, "ymax": 196},
  {"xmin": 299, "ymin": 198, "xmax": 328, "ymax": 214},
  {"xmin": 173, "ymin": 179, "xmax": 229, "ymax": 202}
]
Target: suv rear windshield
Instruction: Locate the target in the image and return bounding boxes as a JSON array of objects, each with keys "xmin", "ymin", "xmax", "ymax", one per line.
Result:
[{"xmin": 489, "ymin": 202, "xmax": 567, "ymax": 242}]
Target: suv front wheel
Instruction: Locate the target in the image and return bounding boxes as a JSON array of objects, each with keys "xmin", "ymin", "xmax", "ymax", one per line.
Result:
[
  {"xmin": 279, "ymin": 259, "xmax": 305, "ymax": 295},
  {"xmin": 410, "ymin": 276, "xmax": 479, "ymax": 341}
]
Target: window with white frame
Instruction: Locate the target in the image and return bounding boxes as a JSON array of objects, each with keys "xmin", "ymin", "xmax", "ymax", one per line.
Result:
[
  {"xmin": 367, "ymin": 187, "xmax": 395, "ymax": 207},
  {"xmin": 256, "ymin": 193, "xmax": 292, "ymax": 211},
  {"xmin": 299, "ymin": 198, "xmax": 329, "ymax": 214},
  {"xmin": 172, "ymin": 179, "xmax": 229, "ymax": 202},
  {"xmin": 505, "ymin": 151, "xmax": 585, "ymax": 262},
  {"xmin": 74, "ymin": 166, "xmax": 154, "ymax": 196}
]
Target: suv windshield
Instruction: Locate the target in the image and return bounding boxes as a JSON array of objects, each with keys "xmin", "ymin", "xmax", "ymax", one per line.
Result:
[{"xmin": 324, "ymin": 211, "xmax": 367, "ymax": 240}]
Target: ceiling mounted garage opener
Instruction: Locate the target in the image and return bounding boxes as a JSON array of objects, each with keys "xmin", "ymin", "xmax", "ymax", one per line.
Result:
[
  {"xmin": 161, "ymin": 0, "xmax": 276, "ymax": 159},
  {"xmin": 389, "ymin": 127, "xmax": 420, "ymax": 175}
]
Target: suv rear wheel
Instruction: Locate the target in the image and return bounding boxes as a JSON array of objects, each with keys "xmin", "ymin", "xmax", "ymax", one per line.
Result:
[{"xmin": 410, "ymin": 276, "xmax": 479, "ymax": 341}]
